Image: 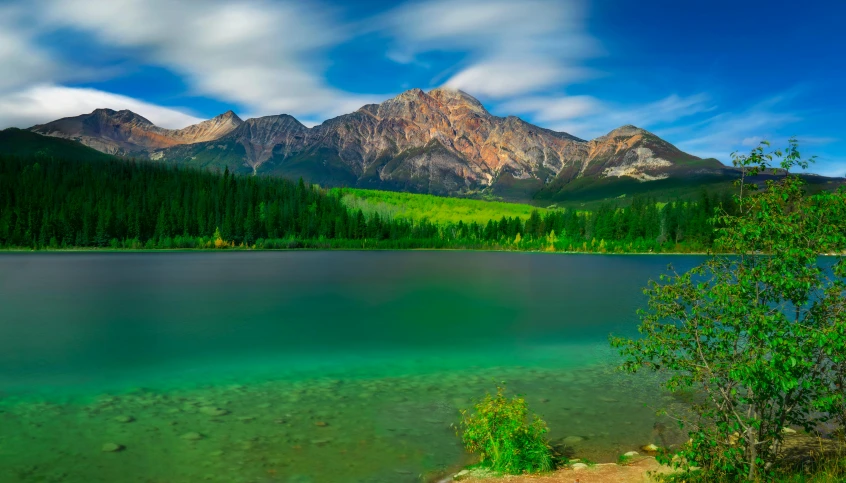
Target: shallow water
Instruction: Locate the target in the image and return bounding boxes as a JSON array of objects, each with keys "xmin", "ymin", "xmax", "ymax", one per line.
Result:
[{"xmin": 0, "ymin": 251, "xmax": 703, "ymax": 483}]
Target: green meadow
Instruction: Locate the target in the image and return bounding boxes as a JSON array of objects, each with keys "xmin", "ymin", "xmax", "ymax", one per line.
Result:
[{"xmin": 331, "ymin": 188, "xmax": 557, "ymax": 224}]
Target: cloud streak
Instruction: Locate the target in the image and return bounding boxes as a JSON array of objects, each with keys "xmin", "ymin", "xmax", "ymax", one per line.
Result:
[
  {"xmin": 0, "ymin": 6, "xmax": 60, "ymax": 93},
  {"xmin": 382, "ymin": 0, "xmax": 601, "ymax": 98},
  {"xmin": 36, "ymin": 0, "xmax": 382, "ymax": 119},
  {"xmin": 500, "ymin": 93, "xmax": 714, "ymax": 140},
  {"xmin": 0, "ymin": 84, "xmax": 204, "ymax": 129}
]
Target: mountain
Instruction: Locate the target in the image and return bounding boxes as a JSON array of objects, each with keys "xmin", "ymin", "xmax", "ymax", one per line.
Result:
[
  {"xmin": 23, "ymin": 88, "xmax": 843, "ymax": 203},
  {"xmin": 0, "ymin": 128, "xmax": 115, "ymax": 160},
  {"xmin": 30, "ymin": 109, "xmax": 242, "ymax": 155},
  {"xmin": 146, "ymin": 88, "xmax": 728, "ymax": 201}
]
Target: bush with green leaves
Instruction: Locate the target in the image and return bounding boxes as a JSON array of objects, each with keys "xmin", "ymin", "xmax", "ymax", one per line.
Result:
[
  {"xmin": 611, "ymin": 138, "xmax": 846, "ymax": 481},
  {"xmin": 457, "ymin": 385, "xmax": 554, "ymax": 474}
]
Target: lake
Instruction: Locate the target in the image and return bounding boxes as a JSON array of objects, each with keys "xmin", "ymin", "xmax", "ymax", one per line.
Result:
[{"xmin": 0, "ymin": 251, "xmax": 704, "ymax": 483}]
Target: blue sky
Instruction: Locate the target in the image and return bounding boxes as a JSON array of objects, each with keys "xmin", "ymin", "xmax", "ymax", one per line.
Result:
[{"xmin": 0, "ymin": 0, "xmax": 843, "ymax": 175}]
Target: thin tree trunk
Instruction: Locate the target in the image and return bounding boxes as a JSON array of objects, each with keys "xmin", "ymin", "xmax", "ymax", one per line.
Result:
[{"xmin": 747, "ymin": 422, "xmax": 758, "ymax": 479}]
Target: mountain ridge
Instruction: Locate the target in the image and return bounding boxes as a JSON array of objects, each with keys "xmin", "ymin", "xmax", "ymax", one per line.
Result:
[
  {"xmin": 25, "ymin": 88, "xmax": 766, "ymax": 202},
  {"xmin": 30, "ymin": 108, "xmax": 243, "ymax": 155}
]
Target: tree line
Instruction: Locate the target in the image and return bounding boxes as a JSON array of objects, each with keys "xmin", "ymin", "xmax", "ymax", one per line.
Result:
[{"xmin": 1, "ymin": 152, "xmax": 736, "ymax": 252}]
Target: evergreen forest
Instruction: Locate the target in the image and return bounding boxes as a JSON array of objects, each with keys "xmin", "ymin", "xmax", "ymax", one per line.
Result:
[{"xmin": 1, "ymin": 153, "xmax": 738, "ymax": 252}]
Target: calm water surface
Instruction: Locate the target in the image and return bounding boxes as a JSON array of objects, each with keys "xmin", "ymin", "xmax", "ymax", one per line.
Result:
[{"xmin": 0, "ymin": 251, "xmax": 703, "ymax": 483}]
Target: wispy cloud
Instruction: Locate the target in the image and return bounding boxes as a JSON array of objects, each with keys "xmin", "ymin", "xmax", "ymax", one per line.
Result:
[
  {"xmin": 0, "ymin": 6, "xmax": 59, "ymax": 93},
  {"xmin": 0, "ymin": 4, "xmax": 206, "ymax": 128},
  {"xmin": 0, "ymin": 84, "xmax": 204, "ymax": 129},
  {"xmin": 500, "ymin": 93, "xmax": 714, "ymax": 140},
  {"xmin": 381, "ymin": 0, "xmax": 601, "ymax": 98},
  {"xmin": 36, "ymin": 0, "xmax": 382, "ymax": 119},
  {"xmin": 669, "ymin": 96, "xmax": 803, "ymax": 161},
  {"xmin": 811, "ymin": 156, "xmax": 846, "ymax": 178}
]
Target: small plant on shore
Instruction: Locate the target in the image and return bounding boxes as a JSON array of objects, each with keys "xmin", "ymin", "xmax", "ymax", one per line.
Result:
[{"xmin": 457, "ymin": 385, "xmax": 554, "ymax": 474}]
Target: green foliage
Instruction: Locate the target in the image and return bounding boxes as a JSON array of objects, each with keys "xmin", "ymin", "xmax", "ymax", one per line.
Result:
[
  {"xmin": 656, "ymin": 453, "xmax": 846, "ymax": 483},
  {"xmin": 9, "ymin": 145, "xmax": 838, "ymax": 255},
  {"xmin": 0, "ymin": 128, "xmax": 113, "ymax": 160},
  {"xmin": 1, "ymin": 151, "xmax": 739, "ymax": 253},
  {"xmin": 331, "ymin": 187, "xmax": 553, "ymax": 224},
  {"xmin": 0, "ymin": 154, "xmax": 447, "ymax": 249},
  {"xmin": 457, "ymin": 386, "xmax": 554, "ymax": 475},
  {"xmin": 611, "ymin": 138, "xmax": 846, "ymax": 481}
]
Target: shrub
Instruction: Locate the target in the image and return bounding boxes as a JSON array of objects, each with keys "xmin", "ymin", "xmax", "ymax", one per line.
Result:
[
  {"xmin": 611, "ymin": 139, "xmax": 846, "ymax": 481},
  {"xmin": 457, "ymin": 385, "xmax": 554, "ymax": 474}
]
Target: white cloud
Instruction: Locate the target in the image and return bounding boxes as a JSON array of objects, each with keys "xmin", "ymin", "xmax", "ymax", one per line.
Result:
[
  {"xmin": 672, "ymin": 105, "xmax": 801, "ymax": 161},
  {"xmin": 0, "ymin": 6, "xmax": 60, "ymax": 93},
  {"xmin": 795, "ymin": 136, "xmax": 838, "ymax": 146},
  {"xmin": 648, "ymin": 94, "xmax": 843, "ymax": 175},
  {"xmin": 501, "ymin": 93, "xmax": 713, "ymax": 140},
  {"xmin": 382, "ymin": 0, "xmax": 601, "ymax": 99},
  {"xmin": 499, "ymin": 95, "xmax": 601, "ymax": 123},
  {"xmin": 0, "ymin": 84, "xmax": 204, "ymax": 129},
  {"xmin": 37, "ymin": 0, "xmax": 381, "ymax": 119},
  {"xmin": 444, "ymin": 62, "xmax": 593, "ymax": 98},
  {"xmin": 812, "ymin": 157, "xmax": 846, "ymax": 178}
]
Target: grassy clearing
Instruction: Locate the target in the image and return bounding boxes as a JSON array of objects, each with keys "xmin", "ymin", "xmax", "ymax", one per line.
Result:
[{"xmin": 331, "ymin": 188, "xmax": 554, "ymax": 224}]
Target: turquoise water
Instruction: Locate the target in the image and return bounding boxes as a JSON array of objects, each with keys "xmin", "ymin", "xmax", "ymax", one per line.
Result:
[{"xmin": 0, "ymin": 252, "xmax": 703, "ymax": 482}]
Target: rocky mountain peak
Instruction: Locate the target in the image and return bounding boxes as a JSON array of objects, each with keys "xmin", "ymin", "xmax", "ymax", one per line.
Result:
[
  {"xmin": 233, "ymin": 114, "xmax": 307, "ymax": 142},
  {"xmin": 605, "ymin": 124, "xmax": 647, "ymax": 138},
  {"xmin": 427, "ymin": 87, "xmax": 488, "ymax": 116},
  {"xmin": 214, "ymin": 110, "xmax": 242, "ymax": 122},
  {"xmin": 242, "ymin": 114, "xmax": 304, "ymax": 127},
  {"xmin": 170, "ymin": 110, "xmax": 244, "ymax": 144},
  {"xmin": 91, "ymin": 108, "xmax": 154, "ymax": 126}
]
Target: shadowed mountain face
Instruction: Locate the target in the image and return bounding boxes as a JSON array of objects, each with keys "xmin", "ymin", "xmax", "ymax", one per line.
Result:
[{"xmin": 28, "ymin": 88, "xmax": 741, "ymax": 202}]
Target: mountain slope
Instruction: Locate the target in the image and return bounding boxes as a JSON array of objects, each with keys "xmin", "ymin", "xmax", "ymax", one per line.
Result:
[
  {"xmin": 0, "ymin": 128, "xmax": 115, "ymax": 160},
  {"xmin": 153, "ymin": 87, "xmax": 723, "ymax": 200},
  {"xmin": 30, "ymin": 109, "xmax": 242, "ymax": 155},
  {"xmin": 28, "ymin": 87, "xmax": 840, "ymax": 203}
]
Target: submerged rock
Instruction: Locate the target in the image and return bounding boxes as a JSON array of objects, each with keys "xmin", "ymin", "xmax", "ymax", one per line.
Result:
[
  {"xmin": 199, "ymin": 407, "xmax": 229, "ymax": 417},
  {"xmin": 562, "ymin": 436, "xmax": 585, "ymax": 444},
  {"xmin": 453, "ymin": 467, "xmax": 499, "ymax": 480},
  {"xmin": 101, "ymin": 443, "xmax": 124, "ymax": 452}
]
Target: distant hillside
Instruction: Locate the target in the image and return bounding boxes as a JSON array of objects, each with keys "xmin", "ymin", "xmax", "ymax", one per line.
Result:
[
  {"xmin": 30, "ymin": 109, "xmax": 242, "ymax": 155},
  {"xmin": 0, "ymin": 128, "xmax": 115, "ymax": 160}
]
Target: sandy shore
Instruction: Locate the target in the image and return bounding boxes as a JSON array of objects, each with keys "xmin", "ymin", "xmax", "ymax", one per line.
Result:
[{"xmin": 452, "ymin": 457, "xmax": 673, "ymax": 483}]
